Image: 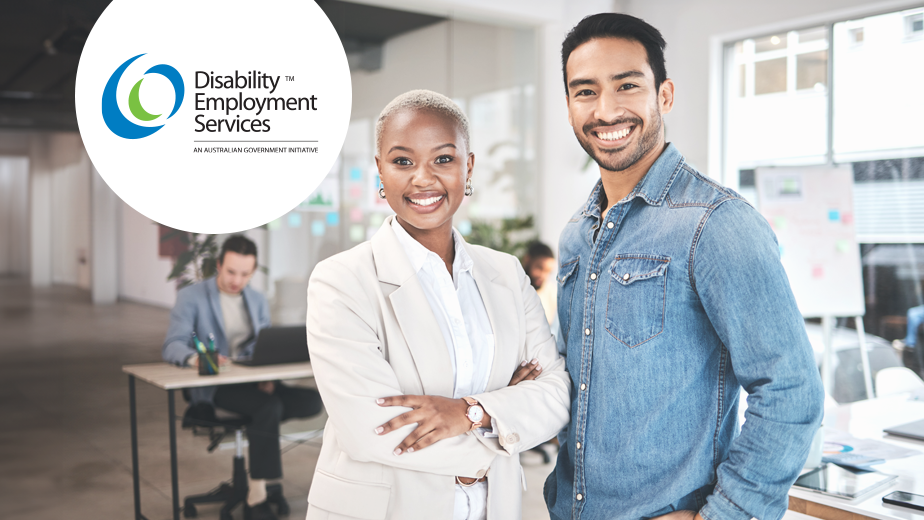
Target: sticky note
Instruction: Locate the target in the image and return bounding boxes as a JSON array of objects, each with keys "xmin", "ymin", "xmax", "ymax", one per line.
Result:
[
  {"xmin": 350, "ymin": 225, "xmax": 364, "ymax": 242},
  {"xmin": 836, "ymin": 240, "xmax": 849, "ymax": 253},
  {"xmin": 782, "ymin": 179, "xmax": 798, "ymax": 193},
  {"xmin": 287, "ymin": 213, "xmax": 302, "ymax": 228},
  {"xmin": 828, "ymin": 209, "xmax": 840, "ymax": 222},
  {"xmin": 267, "ymin": 219, "xmax": 281, "ymax": 230},
  {"xmin": 349, "ymin": 185, "xmax": 362, "ymax": 199},
  {"xmin": 311, "ymin": 220, "xmax": 325, "ymax": 236},
  {"xmin": 458, "ymin": 220, "xmax": 472, "ymax": 236},
  {"xmin": 812, "ymin": 265, "xmax": 824, "ymax": 279},
  {"xmin": 350, "ymin": 208, "xmax": 364, "ymax": 223},
  {"xmin": 326, "ymin": 211, "xmax": 340, "ymax": 226},
  {"xmin": 350, "ymin": 167, "xmax": 362, "ymax": 182},
  {"xmin": 773, "ymin": 216, "xmax": 788, "ymax": 230},
  {"xmin": 841, "ymin": 212, "xmax": 853, "ymax": 225}
]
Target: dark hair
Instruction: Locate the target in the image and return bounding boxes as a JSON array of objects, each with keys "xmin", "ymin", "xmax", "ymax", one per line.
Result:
[
  {"xmin": 219, "ymin": 234, "xmax": 257, "ymax": 264},
  {"xmin": 561, "ymin": 13, "xmax": 667, "ymax": 95},
  {"xmin": 525, "ymin": 240, "xmax": 554, "ymax": 260}
]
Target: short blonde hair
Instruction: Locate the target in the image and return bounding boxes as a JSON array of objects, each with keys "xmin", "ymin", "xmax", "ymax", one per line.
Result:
[{"xmin": 374, "ymin": 89, "xmax": 470, "ymax": 154}]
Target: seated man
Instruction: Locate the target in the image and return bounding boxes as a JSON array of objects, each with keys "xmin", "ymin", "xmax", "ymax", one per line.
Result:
[{"xmin": 162, "ymin": 234, "xmax": 322, "ymax": 520}]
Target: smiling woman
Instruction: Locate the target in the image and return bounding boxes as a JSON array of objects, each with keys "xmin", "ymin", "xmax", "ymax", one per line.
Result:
[{"xmin": 304, "ymin": 89, "xmax": 571, "ymax": 520}]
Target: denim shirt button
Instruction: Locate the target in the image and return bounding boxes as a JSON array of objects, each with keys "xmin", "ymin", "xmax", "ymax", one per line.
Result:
[
  {"xmin": 580, "ymin": 383, "xmax": 586, "ymax": 390},
  {"xmin": 584, "ymin": 328, "xmax": 591, "ymax": 336},
  {"xmin": 607, "ymin": 222, "xmax": 614, "ymax": 229},
  {"xmin": 622, "ymin": 272, "xmax": 630, "ymax": 281},
  {"xmin": 590, "ymin": 273, "xmax": 597, "ymax": 280},
  {"xmin": 576, "ymin": 442, "xmax": 582, "ymax": 449},
  {"xmin": 576, "ymin": 494, "xmax": 584, "ymax": 501}
]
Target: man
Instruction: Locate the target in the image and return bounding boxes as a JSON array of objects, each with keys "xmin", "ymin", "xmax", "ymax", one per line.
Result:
[
  {"xmin": 163, "ymin": 235, "xmax": 322, "ymax": 520},
  {"xmin": 522, "ymin": 240, "xmax": 558, "ymax": 326},
  {"xmin": 544, "ymin": 14, "xmax": 824, "ymax": 520}
]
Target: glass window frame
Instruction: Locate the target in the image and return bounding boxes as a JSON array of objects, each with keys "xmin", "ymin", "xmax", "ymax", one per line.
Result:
[{"xmin": 719, "ymin": 4, "xmax": 924, "ymax": 194}]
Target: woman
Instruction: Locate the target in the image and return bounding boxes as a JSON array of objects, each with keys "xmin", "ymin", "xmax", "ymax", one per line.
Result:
[{"xmin": 305, "ymin": 90, "xmax": 570, "ymax": 520}]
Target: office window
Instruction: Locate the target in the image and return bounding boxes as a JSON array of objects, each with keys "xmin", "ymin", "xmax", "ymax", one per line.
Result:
[
  {"xmin": 848, "ymin": 27, "xmax": 864, "ymax": 45},
  {"xmin": 796, "ymin": 51, "xmax": 827, "ymax": 90},
  {"xmin": 905, "ymin": 12, "xmax": 923, "ymax": 39},
  {"xmin": 723, "ymin": 9, "xmax": 924, "ymax": 388},
  {"xmin": 833, "ymin": 10, "xmax": 924, "ymax": 161},
  {"xmin": 754, "ymin": 57, "xmax": 787, "ymax": 95},
  {"xmin": 726, "ymin": 27, "xmax": 828, "ymax": 167}
]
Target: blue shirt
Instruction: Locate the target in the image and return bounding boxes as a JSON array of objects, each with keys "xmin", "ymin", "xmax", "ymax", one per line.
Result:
[
  {"xmin": 544, "ymin": 144, "xmax": 824, "ymax": 520},
  {"xmin": 907, "ymin": 305, "xmax": 924, "ymax": 348}
]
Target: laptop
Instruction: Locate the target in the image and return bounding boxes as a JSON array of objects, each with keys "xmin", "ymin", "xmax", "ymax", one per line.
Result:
[
  {"xmin": 233, "ymin": 326, "xmax": 310, "ymax": 366},
  {"xmin": 884, "ymin": 418, "xmax": 924, "ymax": 442}
]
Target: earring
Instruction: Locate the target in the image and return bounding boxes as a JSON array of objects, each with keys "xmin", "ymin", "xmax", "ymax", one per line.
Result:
[
  {"xmin": 464, "ymin": 178, "xmax": 473, "ymax": 197},
  {"xmin": 378, "ymin": 186, "xmax": 386, "ymax": 199}
]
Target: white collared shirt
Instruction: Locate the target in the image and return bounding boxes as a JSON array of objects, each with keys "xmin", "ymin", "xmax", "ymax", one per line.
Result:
[
  {"xmin": 391, "ymin": 217, "xmax": 495, "ymax": 399},
  {"xmin": 391, "ymin": 218, "xmax": 494, "ymax": 520}
]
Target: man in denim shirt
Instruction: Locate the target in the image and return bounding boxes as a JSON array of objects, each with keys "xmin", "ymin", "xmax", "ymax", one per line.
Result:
[{"xmin": 544, "ymin": 14, "xmax": 824, "ymax": 520}]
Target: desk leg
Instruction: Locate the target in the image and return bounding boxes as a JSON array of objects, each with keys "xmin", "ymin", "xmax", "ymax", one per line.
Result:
[
  {"xmin": 129, "ymin": 375, "xmax": 143, "ymax": 520},
  {"xmin": 168, "ymin": 389, "xmax": 180, "ymax": 520}
]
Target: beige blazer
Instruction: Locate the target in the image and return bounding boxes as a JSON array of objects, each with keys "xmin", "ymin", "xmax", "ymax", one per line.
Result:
[{"xmin": 305, "ymin": 217, "xmax": 570, "ymax": 520}]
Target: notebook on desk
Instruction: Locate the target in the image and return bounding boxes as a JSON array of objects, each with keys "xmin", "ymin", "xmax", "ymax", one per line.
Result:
[
  {"xmin": 884, "ymin": 418, "xmax": 924, "ymax": 441},
  {"xmin": 233, "ymin": 326, "xmax": 309, "ymax": 366}
]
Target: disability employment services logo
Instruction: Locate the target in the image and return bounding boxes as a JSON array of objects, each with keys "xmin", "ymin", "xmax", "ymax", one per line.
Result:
[
  {"xmin": 74, "ymin": 0, "xmax": 351, "ymax": 234},
  {"xmin": 102, "ymin": 54, "xmax": 184, "ymax": 139}
]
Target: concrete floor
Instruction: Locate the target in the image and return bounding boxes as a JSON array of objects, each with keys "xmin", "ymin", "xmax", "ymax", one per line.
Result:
[{"xmin": 0, "ymin": 279, "xmax": 556, "ymax": 520}]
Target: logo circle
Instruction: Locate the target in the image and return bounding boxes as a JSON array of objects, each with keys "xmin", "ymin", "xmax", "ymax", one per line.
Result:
[{"xmin": 76, "ymin": 0, "xmax": 351, "ymax": 233}]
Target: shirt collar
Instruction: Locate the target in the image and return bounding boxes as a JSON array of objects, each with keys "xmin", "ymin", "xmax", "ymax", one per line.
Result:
[
  {"xmin": 390, "ymin": 217, "xmax": 473, "ymax": 277},
  {"xmin": 581, "ymin": 143, "xmax": 685, "ymax": 218}
]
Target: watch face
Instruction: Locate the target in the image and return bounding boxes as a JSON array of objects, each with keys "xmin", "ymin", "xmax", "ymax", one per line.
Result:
[{"xmin": 467, "ymin": 405, "xmax": 484, "ymax": 423}]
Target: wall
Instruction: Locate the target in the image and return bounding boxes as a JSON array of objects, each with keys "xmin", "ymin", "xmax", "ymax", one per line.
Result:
[
  {"xmin": 48, "ymin": 133, "xmax": 92, "ymax": 288},
  {"xmin": 118, "ymin": 202, "xmax": 177, "ymax": 308},
  {"xmin": 0, "ymin": 156, "xmax": 29, "ymax": 277}
]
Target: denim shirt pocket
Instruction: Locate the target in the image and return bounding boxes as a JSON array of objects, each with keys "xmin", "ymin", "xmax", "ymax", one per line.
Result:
[
  {"xmin": 557, "ymin": 257, "xmax": 580, "ymax": 339},
  {"xmin": 605, "ymin": 254, "xmax": 670, "ymax": 347}
]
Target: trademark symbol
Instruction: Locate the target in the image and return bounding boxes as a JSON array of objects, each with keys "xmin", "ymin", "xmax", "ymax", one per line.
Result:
[{"xmin": 286, "ymin": 75, "xmax": 295, "ymax": 81}]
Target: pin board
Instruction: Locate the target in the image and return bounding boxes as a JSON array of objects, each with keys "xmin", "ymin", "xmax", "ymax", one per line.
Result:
[{"xmin": 756, "ymin": 166, "xmax": 865, "ymax": 318}]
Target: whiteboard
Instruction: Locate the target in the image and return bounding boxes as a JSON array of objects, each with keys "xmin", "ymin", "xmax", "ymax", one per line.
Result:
[{"xmin": 756, "ymin": 166, "xmax": 865, "ymax": 318}]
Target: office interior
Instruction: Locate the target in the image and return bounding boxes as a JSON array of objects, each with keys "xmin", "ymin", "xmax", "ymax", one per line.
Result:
[{"xmin": 1, "ymin": 0, "xmax": 923, "ymax": 519}]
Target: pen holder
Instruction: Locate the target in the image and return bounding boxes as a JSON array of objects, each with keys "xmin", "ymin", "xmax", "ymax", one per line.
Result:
[{"xmin": 198, "ymin": 351, "xmax": 219, "ymax": 376}]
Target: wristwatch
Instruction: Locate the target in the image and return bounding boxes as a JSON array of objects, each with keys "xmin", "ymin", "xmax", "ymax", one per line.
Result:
[{"xmin": 462, "ymin": 396, "xmax": 484, "ymax": 431}]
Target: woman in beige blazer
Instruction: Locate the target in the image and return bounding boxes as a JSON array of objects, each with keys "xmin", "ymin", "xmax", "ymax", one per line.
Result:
[{"xmin": 305, "ymin": 90, "xmax": 570, "ymax": 520}]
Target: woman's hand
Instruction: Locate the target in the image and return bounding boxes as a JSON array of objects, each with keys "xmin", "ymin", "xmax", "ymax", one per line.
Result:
[
  {"xmin": 375, "ymin": 395, "xmax": 490, "ymax": 455},
  {"xmin": 508, "ymin": 358, "xmax": 542, "ymax": 386}
]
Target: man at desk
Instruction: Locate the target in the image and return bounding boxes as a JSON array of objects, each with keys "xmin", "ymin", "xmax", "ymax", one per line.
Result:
[{"xmin": 163, "ymin": 235, "xmax": 322, "ymax": 520}]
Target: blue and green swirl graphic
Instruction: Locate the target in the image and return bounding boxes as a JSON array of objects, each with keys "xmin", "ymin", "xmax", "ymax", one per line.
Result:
[{"xmin": 102, "ymin": 54, "xmax": 184, "ymax": 139}]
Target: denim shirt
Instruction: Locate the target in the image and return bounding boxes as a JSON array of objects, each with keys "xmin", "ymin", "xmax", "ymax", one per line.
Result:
[{"xmin": 544, "ymin": 144, "xmax": 824, "ymax": 520}]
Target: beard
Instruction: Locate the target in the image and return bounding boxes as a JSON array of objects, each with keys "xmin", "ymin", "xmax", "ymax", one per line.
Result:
[{"xmin": 575, "ymin": 105, "xmax": 662, "ymax": 172}]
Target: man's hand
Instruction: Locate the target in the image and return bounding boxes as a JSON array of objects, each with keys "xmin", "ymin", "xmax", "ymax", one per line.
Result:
[
  {"xmin": 651, "ymin": 511, "xmax": 703, "ymax": 520},
  {"xmin": 508, "ymin": 358, "xmax": 542, "ymax": 386},
  {"xmin": 375, "ymin": 395, "xmax": 485, "ymax": 455},
  {"xmin": 191, "ymin": 354, "xmax": 229, "ymax": 368},
  {"xmin": 257, "ymin": 381, "xmax": 275, "ymax": 394}
]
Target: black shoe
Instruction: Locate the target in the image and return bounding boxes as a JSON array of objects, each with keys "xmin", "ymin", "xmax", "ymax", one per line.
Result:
[
  {"xmin": 244, "ymin": 501, "xmax": 278, "ymax": 520},
  {"xmin": 266, "ymin": 483, "xmax": 290, "ymax": 516}
]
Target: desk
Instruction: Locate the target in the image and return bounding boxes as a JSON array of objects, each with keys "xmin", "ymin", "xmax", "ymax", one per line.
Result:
[
  {"xmin": 122, "ymin": 362, "xmax": 313, "ymax": 520},
  {"xmin": 788, "ymin": 394, "xmax": 924, "ymax": 520}
]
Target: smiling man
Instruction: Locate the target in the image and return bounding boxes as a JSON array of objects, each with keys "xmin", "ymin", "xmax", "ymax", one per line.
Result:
[{"xmin": 543, "ymin": 14, "xmax": 824, "ymax": 520}]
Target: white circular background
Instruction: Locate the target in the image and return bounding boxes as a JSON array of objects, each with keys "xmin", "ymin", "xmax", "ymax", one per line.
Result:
[{"xmin": 76, "ymin": 0, "xmax": 351, "ymax": 233}]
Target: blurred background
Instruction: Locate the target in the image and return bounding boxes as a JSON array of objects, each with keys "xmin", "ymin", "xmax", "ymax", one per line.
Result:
[{"xmin": 1, "ymin": 0, "xmax": 923, "ymax": 519}]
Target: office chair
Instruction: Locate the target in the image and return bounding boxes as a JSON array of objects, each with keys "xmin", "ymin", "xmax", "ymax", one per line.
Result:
[{"xmin": 180, "ymin": 400, "xmax": 289, "ymax": 520}]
